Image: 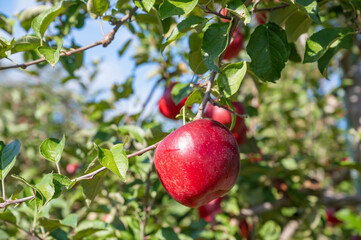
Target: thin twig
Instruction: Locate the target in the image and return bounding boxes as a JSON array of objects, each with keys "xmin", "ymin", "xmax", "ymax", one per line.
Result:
[
  {"xmin": 141, "ymin": 152, "xmax": 155, "ymax": 240},
  {"xmin": 253, "ymin": 4, "xmax": 289, "ymax": 13},
  {"xmin": 2, "ymin": 179, "xmax": 6, "ymax": 201},
  {"xmin": 198, "ymin": 4, "xmax": 231, "ymax": 21},
  {"xmin": 0, "ymin": 6, "xmax": 138, "ymax": 71},
  {"xmin": 55, "ymin": 162, "xmax": 61, "ymax": 175},
  {"xmin": 0, "ymin": 141, "xmax": 160, "ymax": 209}
]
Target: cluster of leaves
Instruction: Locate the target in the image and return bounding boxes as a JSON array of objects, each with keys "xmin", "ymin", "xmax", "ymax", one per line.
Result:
[{"xmin": 0, "ymin": 0, "xmax": 360, "ymax": 239}]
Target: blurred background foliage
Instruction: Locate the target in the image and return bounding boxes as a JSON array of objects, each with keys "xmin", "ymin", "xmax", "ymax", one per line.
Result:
[{"xmin": 0, "ymin": 0, "xmax": 361, "ymax": 239}]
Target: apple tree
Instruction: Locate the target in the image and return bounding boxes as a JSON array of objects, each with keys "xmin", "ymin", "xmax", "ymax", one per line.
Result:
[{"xmin": 0, "ymin": 0, "xmax": 361, "ymax": 239}]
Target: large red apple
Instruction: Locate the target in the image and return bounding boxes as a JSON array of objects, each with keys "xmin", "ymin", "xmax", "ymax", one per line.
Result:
[
  {"xmin": 223, "ymin": 28, "xmax": 244, "ymax": 60},
  {"xmin": 198, "ymin": 197, "xmax": 223, "ymax": 224},
  {"xmin": 158, "ymin": 82, "xmax": 188, "ymax": 120},
  {"xmin": 205, "ymin": 101, "xmax": 247, "ymax": 139},
  {"xmin": 154, "ymin": 119, "xmax": 240, "ymax": 208}
]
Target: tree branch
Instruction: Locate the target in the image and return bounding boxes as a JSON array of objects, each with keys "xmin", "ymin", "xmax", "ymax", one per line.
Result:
[
  {"xmin": 0, "ymin": 6, "xmax": 138, "ymax": 71},
  {"xmin": 198, "ymin": 4, "xmax": 231, "ymax": 21},
  {"xmin": 0, "ymin": 141, "xmax": 159, "ymax": 209},
  {"xmin": 279, "ymin": 220, "xmax": 300, "ymax": 240},
  {"xmin": 253, "ymin": 4, "xmax": 289, "ymax": 13}
]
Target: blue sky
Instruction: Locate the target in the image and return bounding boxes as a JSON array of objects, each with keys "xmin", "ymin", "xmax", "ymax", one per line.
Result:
[{"xmin": 0, "ymin": 0, "xmax": 167, "ymax": 121}]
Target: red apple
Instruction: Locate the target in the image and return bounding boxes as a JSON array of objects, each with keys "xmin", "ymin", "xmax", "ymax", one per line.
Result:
[
  {"xmin": 154, "ymin": 119, "xmax": 240, "ymax": 208},
  {"xmin": 239, "ymin": 220, "xmax": 250, "ymax": 239},
  {"xmin": 223, "ymin": 29, "xmax": 244, "ymax": 60},
  {"xmin": 158, "ymin": 82, "xmax": 188, "ymax": 120},
  {"xmin": 255, "ymin": 12, "xmax": 267, "ymax": 25},
  {"xmin": 325, "ymin": 207, "xmax": 343, "ymax": 226},
  {"xmin": 205, "ymin": 101, "xmax": 247, "ymax": 141},
  {"xmin": 198, "ymin": 197, "xmax": 223, "ymax": 224},
  {"xmin": 66, "ymin": 163, "xmax": 79, "ymax": 175},
  {"xmin": 233, "ymin": 126, "xmax": 247, "ymax": 146}
]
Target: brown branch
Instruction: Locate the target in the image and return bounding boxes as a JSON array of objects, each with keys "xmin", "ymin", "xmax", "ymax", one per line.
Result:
[
  {"xmin": 0, "ymin": 141, "xmax": 160, "ymax": 209},
  {"xmin": 253, "ymin": 4, "xmax": 289, "ymax": 13},
  {"xmin": 279, "ymin": 220, "xmax": 300, "ymax": 240},
  {"xmin": 0, "ymin": 6, "xmax": 138, "ymax": 71}
]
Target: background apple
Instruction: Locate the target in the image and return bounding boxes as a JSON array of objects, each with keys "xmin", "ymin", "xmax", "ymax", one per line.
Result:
[
  {"xmin": 223, "ymin": 28, "xmax": 244, "ymax": 60},
  {"xmin": 158, "ymin": 82, "xmax": 188, "ymax": 120},
  {"xmin": 255, "ymin": 12, "xmax": 267, "ymax": 24},
  {"xmin": 198, "ymin": 197, "xmax": 223, "ymax": 224},
  {"xmin": 154, "ymin": 119, "xmax": 240, "ymax": 208},
  {"xmin": 325, "ymin": 207, "xmax": 343, "ymax": 225},
  {"xmin": 239, "ymin": 219, "xmax": 251, "ymax": 239},
  {"xmin": 220, "ymin": 8, "xmax": 230, "ymax": 22},
  {"xmin": 205, "ymin": 102, "xmax": 247, "ymax": 145},
  {"xmin": 66, "ymin": 163, "xmax": 79, "ymax": 175}
]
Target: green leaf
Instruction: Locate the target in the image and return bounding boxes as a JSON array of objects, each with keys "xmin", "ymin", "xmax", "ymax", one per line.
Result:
[
  {"xmin": 303, "ymin": 27, "xmax": 355, "ymax": 63},
  {"xmin": 171, "ymin": 83, "xmax": 192, "ymax": 104},
  {"xmin": 135, "ymin": 0, "xmax": 155, "ymax": 12},
  {"xmin": 159, "ymin": 0, "xmax": 198, "ymax": 19},
  {"xmin": 0, "ymin": 139, "xmax": 20, "ymax": 181},
  {"xmin": 0, "ymin": 210, "xmax": 17, "ymax": 224},
  {"xmin": 0, "ymin": 13, "xmax": 14, "ymax": 34},
  {"xmin": 11, "ymin": 174, "xmax": 45, "ymax": 208},
  {"xmin": 285, "ymin": 11, "xmax": 312, "ymax": 42},
  {"xmin": 118, "ymin": 39, "xmax": 132, "ymax": 57},
  {"xmin": 0, "ymin": 37, "xmax": 15, "ymax": 59},
  {"xmin": 16, "ymin": 5, "xmax": 50, "ymax": 32},
  {"xmin": 73, "ymin": 220, "xmax": 107, "ymax": 240},
  {"xmin": 38, "ymin": 39, "xmax": 63, "ymax": 67},
  {"xmin": 188, "ymin": 32, "xmax": 208, "ymax": 74},
  {"xmin": 31, "ymin": 2, "xmax": 67, "ymax": 38},
  {"xmin": 80, "ymin": 162, "xmax": 106, "ymax": 206},
  {"xmin": 40, "ymin": 135, "xmax": 65, "ymax": 163},
  {"xmin": 336, "ymin": 209, "xmax": 361, "ymax": 231},
  {"xmin": 247, "ymin": 23, "xmax": 290, "ymax": 82},
  {"xmin": 39, "ymin": 214, "xmax": 78, "ymax": 232},
  {"xmin": 201, "ymin": 23, "xmax": 230, "ymax": 72},
  {"xmin": 162, "ymin": 16, "xmax": 207, "ymax": 51},
  {"xmin": 52, "ymin": 173, "xmax": 71, "ymax": 198},
  {"xmin": 35, "ymin": 173, "xmax": 55, "ymax": 205},
  {"xmin": 87, "ymin": 0, "xmax": 110, "ymax": 19},
  {"xmin": 184, "ymin": 89, "xmax": 204, "ymax": 106},
  {"xmin": 317, "ymin": 33, "xmax": 354, "ymax": 78},
  {"xmin": 289, "ymin": 43, "xmax": 302, "ymax": 63},
  {"xmin": 11, "ymin": 35, "xmax": 41, "ymax": 54},
  {"xmin": 118, "ymin": 125, "xmax": 145, "ymax": 143},
  {"xmin": 259, "ymin": 220, "xmax": 281, "ymax": 240},
  {"xmin": 226, "ymin": 0, "xmax": 251, "ymax": 24},
  {"xmin": 97, "ymin": 144, "xmax": 128, "ymax": 181},
  {"xmin": 295, "ymin": 0, "xmax": 321, "ymax": 24},
  {"xmin": 62, "ymin": 214, "xmax": 78, "ymax": 228},
  {"xmin": 217, "ymin": 61, "xmax": 247, "ymax": 97}
]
